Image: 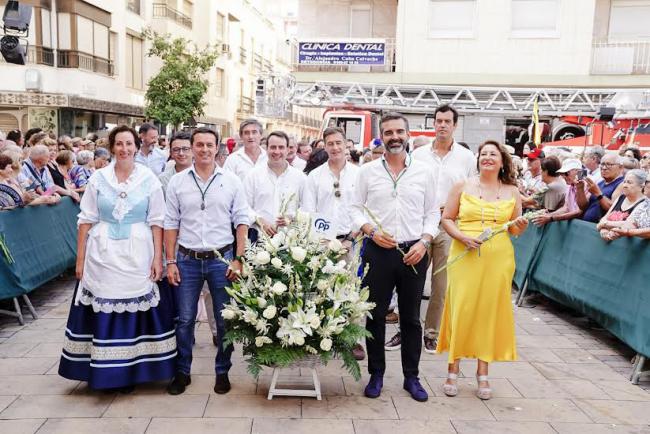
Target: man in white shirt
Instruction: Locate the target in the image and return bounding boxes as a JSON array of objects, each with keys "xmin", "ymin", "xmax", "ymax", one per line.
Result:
[
  {"xmin": 302, "ymin": 127, "xmax": 359, "ymax": 242},
  {"xmin": 351, "ymin": 112, "xmax": 440, "ymax": 402},
  {"xmin": 159, "ymin": 132, "xmax": 192, "ymax": 196},
  {"xmin": 135, "ymin": 123, "xmax": 167, "ymax": 175},
  {"xmin": 164, "ymin": 127, "xmax": 251, "ymax": 396},
  {"xmin": 303, "ymin": 126, "xmax": 363, "ymax": 359},
  {"xmin": 223, "ymin": 118, "xmax": 267, "ymax": 179},
  {"xmin": 408, "ymin": 105, "xmax": 477, "ymax": 354},
  {"xmin": 243, "ymin": 130, "xmax": 306, "ymax": 237},
  {"xmin": 287, "ymin": 135, "xmax": 307, "ymax": 171}
]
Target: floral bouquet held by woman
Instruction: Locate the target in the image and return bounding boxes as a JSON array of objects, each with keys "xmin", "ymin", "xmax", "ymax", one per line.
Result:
[{"xmin": 221, "ymin": 210, "xmax": 375, "ymax": 380}]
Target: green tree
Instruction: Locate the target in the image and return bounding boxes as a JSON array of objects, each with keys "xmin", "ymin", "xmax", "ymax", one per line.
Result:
[{"xmin": 142, "ymin": 29, "xmax": 219, "ymax": 130}]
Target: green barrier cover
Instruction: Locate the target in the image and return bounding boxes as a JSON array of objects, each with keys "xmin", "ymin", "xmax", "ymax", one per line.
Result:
[
  {"xmin": 0, "ymin": 197, "xmax": 78, "ymax": 299},
  {"xmin": 515, "ymin": 220, "xmax": 650, "ymax": 358},
  {"xmin": 512, "ymin": 224, "xmax": 547, "ymax": 289}
]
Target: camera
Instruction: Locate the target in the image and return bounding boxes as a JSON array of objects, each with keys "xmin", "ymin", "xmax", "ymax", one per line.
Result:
[{"xmin": 578, "ymin": 168, "xmax": 588, "ymax": 180}]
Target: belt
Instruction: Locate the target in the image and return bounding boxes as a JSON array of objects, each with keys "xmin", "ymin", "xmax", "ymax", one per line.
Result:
[
  {"xmin": 336, "ymin": 232, "xmax": 351, "ymax": 241},
  {"xmin": 397, "ymin": 239, "xmax": 419, "ymax": 250},
  {"xmin": 178, "ymin": 244, "xmax": 231, "ymax": 260},
  {"xmin": 371, "ymin": 239, "xmax": 419, "ymax": 250}
]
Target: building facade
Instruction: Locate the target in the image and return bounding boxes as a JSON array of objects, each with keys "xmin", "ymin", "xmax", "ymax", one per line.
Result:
[
  {"xmin": 0, "ymin": 0, "xmax": 321, "ymax": 140},
  {"xmin": 294, "ymin": 0, "xmax": 650, "ymax": 86}
]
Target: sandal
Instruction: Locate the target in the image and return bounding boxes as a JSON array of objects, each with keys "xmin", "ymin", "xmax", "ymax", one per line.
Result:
[
  {"xmin": 476, "ymin": 375, "xmax": 492, "ymax": 400},
  {"xmin": 442, "ymin": 372, "xmax": 458, "ymax": 397}
]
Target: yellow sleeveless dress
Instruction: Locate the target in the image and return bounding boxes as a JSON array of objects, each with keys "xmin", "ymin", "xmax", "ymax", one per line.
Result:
[{"xmin": 436, "ymin": 192, "xmax": 518, "ymax": 363}]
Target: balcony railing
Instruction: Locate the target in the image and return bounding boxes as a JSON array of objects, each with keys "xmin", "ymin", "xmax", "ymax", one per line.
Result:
[
  {"xmin": 252, "ymin": 53, "xmax": 263, "ymax": 71},
  {"xmin": 152, "ymin": 3, "xmax": 192, "ymax": 29},
  {"xmin": 57, "ymin": 50, "xmax": 114, "ymax": 76},
  {"xmin": 591, "ymin": 40, "xmax": 650, "ymax": 75},
  {"xmin": 292, "ymin": 37, "xmax": 397, "ymax": 73},
  {"xmin": 263, "ymin": 59, "xmax": 273, "ymax": 72},
  {"xmin": 240, "ymin": 47, "xmax": 248, "ymax": 64},
  {"xmin": 238, "ymin": 96, "xmax": 254, "ymax": 114},
  {"xmin": 0, "ymin": 45, "xmax": 54, "ymax": 66}
]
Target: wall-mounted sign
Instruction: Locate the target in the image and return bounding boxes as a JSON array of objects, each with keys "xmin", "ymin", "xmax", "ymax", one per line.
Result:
[{"xmin": 298, "ymin": 39, "xmax": 385, "ymax": 65}]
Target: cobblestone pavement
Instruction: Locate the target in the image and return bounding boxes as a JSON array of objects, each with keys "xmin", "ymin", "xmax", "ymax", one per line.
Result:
[{"xmin": 0, "ymin": 273, "xmax": 649, "ymax": 434}]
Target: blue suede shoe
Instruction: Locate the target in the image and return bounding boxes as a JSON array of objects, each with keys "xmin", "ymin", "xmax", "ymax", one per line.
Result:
[
  {"xmin": 364, "ymin": 374, "xmax": 383, "ymax": 398},
  {"xmin": 403, "ymin": 376, "xmax": 428, "ymax": 402}
]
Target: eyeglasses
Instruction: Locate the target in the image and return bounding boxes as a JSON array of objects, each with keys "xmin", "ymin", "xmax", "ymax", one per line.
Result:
[
  {"xmin": 642, "ymin": 155, "xmax": 650, "ymax": 160},
  {"xmin": 333, "ymin": 181, "xmax": 341, "ymax": 198},
  {"xmin": 171, "ymin": 147, "xmax": 191, "ymax": 154},
  {"xmin": 600, "ymin": 163, "xmax": 620, "ymax": 169}
]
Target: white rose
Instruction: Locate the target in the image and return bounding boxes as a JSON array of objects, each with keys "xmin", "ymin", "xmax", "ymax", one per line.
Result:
[
  {"xmin": 256, "ymin": 297, "xmax": 267, "ymax": 309},
  {"xmin": 255, "ymin": 250, "xmax": 271, "ymax": 265},
  {"xmin": 316, "ymin": 279, "xmax": 329, "ymax": 291},
  {"xmin": 271, "ymin": 257, "xmax": 283, "ymax": 269},
  {"xmin": 271, "ymin": 281, "xmax": 287, "ymax": 295},
  {"xmin": 290, "ymin": 246, "xmax": 307, "ymax": 262},
  {"xmin": 328, "ymin": 238, "xmax": 343, "ymax": 253},
  {"xmin": 255, "ymin": 336, "xmax": 272, "ymax": 347},
  {"xmin": 320, "ymin": 338, "xmax": 333, "ymax": 351},
  {"xmin": 221, "ymin": 307, "xmax": 237, "ymax": 320},
  {"xmin": 262, "ymin": 305, "xmax": 277, "ymax": 319},
  {"xmin": 270, "ymin": 232, "xmax": 285, "ymax": 249},
  {"xmin": 294, "ymin": 335, "xmax": 305, "ymax": 346}
]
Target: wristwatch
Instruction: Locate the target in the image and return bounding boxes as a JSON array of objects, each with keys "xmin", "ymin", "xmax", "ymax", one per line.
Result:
[
  {"xmin": 419, "ymin": 238, "xmax": 432, "ymax": 249},
  {"xmin": 596, "ymin": 194, "xmax": 604, "ymax": 201}
]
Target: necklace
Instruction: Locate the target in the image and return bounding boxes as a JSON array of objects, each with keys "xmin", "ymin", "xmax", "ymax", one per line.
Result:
[
  {"xmin": 190, "ymin": 170, "xmax": 219, "ymax": 211},
  {"xmin": 478, "ymin": 181, "xmax": 501, "ymax": 225},
  {"xmin": 381, "ymin": 155, "xmax": 410, "ymax": 198}
]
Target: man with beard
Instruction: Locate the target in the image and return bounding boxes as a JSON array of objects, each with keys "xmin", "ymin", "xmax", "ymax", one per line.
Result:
[
  {"xmin": 136, "ymin": 123, "xmax": 167, "ymax": 175},
  {"xmin": 351, "ymin": 112, "xmax": 440, "ymax": 402}
]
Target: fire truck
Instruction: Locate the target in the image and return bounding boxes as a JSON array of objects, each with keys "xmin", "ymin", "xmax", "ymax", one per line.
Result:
[{"xmin": 291, "ymin": 82, "xmax": 650, "ymax": 153}]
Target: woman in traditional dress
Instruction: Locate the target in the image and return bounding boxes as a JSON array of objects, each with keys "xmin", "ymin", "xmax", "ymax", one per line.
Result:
[
  {"xmin": 58, "ymin": 125, "xmax": 176, "ymax": 392},
  {"xmin": 436, "ymin": 140, "xmax": 529, "ymax": 400}
]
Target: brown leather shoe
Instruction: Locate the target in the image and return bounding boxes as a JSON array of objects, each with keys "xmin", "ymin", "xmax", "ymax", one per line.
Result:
[
  {"xmin": 352, "ymin": 343, "xmax": 366, "ymax": 360},
  {"xmin": 385, "ymin": 311, "xmax": 399, "ymax": 324}
]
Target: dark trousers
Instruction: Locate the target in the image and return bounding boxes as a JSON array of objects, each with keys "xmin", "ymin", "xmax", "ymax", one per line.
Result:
[{"xmin": 363, "ymin": 240, "xmax": 429, "ymax": 378}]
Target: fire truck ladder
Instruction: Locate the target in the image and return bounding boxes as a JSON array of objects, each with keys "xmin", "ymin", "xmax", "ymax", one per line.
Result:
[{"xmin": 290, "ymin": 81, "xmax": 646, "ymax": 117}]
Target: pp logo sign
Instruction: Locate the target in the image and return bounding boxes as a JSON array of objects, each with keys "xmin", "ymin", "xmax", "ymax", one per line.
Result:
[{"xmin": 312, "ymin": 214, "xmax": 336, "ymax": 239}]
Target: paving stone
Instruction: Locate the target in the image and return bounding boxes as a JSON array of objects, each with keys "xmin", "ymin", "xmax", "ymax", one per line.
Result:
[
  {"xmin": 392, "ymin": 396, "xmax": 494, "ymax": 420},
  {"xmin": 353, "ymin": 419, "xmax": 457, "ymax": 433},
  {"xmin": 0, "ymin": 419, "xmax": 45, "ymax": 434},
  {"xmin": 302, "ymin": 395, "xmax": 398, "ymax": 419},
  {"xmin": 573, "ymin": 399, "xmax": 650, "ymax": 424},
  {"xmin": 532, "ymin": 362, "xmax": 626, "ymax": 381},
  {"xmin": 551, "ymin": 423, "xmax": 650, "ymax": 433},
  {"xmin": 148, "ymin": 418, "xmax": 252, "ymax": 434},
  {"xmin": 0, "ymin": 395, "xmax": 112, "ymax": 419},
  {"xmin": 104, "ymin": 394, "xmax": 208, "ymax": 418},
  {"xmin": 485, "ymin": 397, "xmax": 592, "ymax": 422},
  {"xmin": 0, "ymin": 375, "xmax": 79, "ymax": 395},
  {"xmin": 0, "ymin": 357, "xmax": 58, "ymax": 375},
  {"xmin": 451, "ymin": 420, "xmax": 557, "ymax": 433},
  {"xmin": 38, "ymin": 418, "xmax": 150, "ymax": 434},
  {"xmin": 252, "ymin": 418, "xmax": 354, "ymax": 434},
  {"xmin": 204, "ymin": 394, "xmax": 301, "ymax": 418}
]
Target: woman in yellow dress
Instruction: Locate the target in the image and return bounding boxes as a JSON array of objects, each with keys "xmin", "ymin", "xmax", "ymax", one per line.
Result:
[{"xmin": 436, "ymin": 140, "xmax": 529, "ymax": 400}]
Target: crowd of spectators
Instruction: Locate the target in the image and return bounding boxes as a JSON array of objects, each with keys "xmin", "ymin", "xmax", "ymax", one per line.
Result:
[{"xmin": 2, "ymin": 123, "xmax": 649, "ymax": 242}]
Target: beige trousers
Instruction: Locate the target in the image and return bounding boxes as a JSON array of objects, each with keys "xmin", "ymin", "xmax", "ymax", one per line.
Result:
[{"xmin": 423, "ymin": 229, "xmax": 452, "ymax": 339}]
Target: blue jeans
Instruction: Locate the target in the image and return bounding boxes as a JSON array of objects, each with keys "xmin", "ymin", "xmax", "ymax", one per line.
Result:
[{"xmin": 175, "ymin": 249, "xmax": 233, "ymax": 376}]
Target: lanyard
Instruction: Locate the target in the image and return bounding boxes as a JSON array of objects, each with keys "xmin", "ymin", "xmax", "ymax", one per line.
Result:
[
  {"xmin": 381, "ymin": 155, "xmax": 410, "ymax": 198},
  {"xmin": 190, "ymin": 170, "xmax": 219, "ymax": 211}
]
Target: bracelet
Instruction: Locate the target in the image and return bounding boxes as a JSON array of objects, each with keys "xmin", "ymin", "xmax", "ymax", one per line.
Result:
[
  {"xmin": 233, "ymin": 255, "xmax": 244, "ymax": 263},
  {"xmin": 166, "ymin": 259, "xmax": 177, "ymax": 265},
  {"xmin": 596, "ymin": 194, "xmax": 604, "ymax": 201},
  {"xmin": 368, "ymin": 227, "xmax": 378, "ymax": 239},
  {"xmin": 550, "ymin": 215, "xmax": 554, "ymax": 222}
]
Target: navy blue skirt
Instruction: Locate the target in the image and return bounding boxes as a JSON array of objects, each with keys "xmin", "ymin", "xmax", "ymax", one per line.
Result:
[{"xmin": 58, "ymin": 283, "xmax": 177, "ymax": 390}]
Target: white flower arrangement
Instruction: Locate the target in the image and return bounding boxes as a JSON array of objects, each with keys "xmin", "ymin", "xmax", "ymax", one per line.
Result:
[{"xmin": 222, "ymin": 212, "xmax": 375, "ymax": 379}]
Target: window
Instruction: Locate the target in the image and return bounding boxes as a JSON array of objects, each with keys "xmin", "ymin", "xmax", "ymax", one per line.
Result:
[
  {"xmin": 41, "ymin": 9, "xmax": 52, "ymax": 48},
  {"xmin": 127, "ymin": 0, "xmax": 141, "ymax": 15},
  {"xmin": 609, "ymin": 0, "xmax": 650, "ymax": 41},
  {"xmin": 350, "ymin": 5, "xmax": 372, "ymax": 37},
  {"xmin": 511, "ymin": 0, "xmax": 559, "ymax": 38},
  {"xmin": 110, "ymin": 31, "xmax": 118, "ymax": 75},
  {"xmin": 125, "ymin": 34, "xmax": 144, "ymax": 89},
  {"xmin": 215, "ymin": 68, "xmax": 224, "ymax": 97},
  {"xmin": 183, "ymin": 0, "xmax": 193, "ymax": 17},
  {"xmin": 428, "ymin": 0, "xmax": 476, "ymax": 39},
  {"xmin": 58, "ymin": 13, "xmax": 72, "ymax": 50},
  {"xmin": 216, "ymin": 12, "xmax": 226, "ymax": 42}
]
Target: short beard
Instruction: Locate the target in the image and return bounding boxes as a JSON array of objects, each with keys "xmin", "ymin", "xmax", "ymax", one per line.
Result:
[{"xmin": 387, "ymin": 143, "xmax": 404, "ymax": 154}]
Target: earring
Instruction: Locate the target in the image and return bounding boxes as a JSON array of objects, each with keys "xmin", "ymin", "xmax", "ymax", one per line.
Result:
[{"xmin": 499, "ymin": 167, "xmax": 504, "ymax": 177}]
